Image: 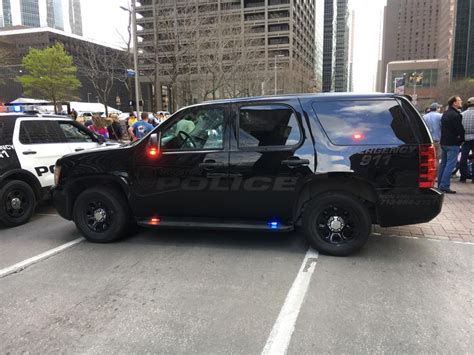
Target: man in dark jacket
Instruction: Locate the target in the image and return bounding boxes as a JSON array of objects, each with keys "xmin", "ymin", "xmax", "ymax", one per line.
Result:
[{"xmin": 437, "ymin": 96, "xmax": 465, "ymax": 193}]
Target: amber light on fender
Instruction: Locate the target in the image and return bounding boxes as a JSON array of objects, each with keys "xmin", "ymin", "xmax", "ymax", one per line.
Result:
[{"xmin": 150, "ymin": 217, "xmax": 160, "ymax": 225}]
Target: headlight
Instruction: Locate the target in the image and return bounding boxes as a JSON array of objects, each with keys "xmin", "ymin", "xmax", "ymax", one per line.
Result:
[{"xmin": 54, "ymin": 165, "xmax": 62, "ymax": 186}]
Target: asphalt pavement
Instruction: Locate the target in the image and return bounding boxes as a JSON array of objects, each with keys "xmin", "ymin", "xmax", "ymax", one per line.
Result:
[{"xmin": 0, "ymin": 207, "xmax": 473, "ymax": 353}]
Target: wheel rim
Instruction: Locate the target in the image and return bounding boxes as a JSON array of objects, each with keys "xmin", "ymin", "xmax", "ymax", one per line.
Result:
[
  {"xmin": 316, "ymin": 205, "xmax": 357, "ymax": 245},
  {"xmin": 84, "ymin": 200, "xmax": 114, "ymax": 233},
  {"xmin": 5, "ymin": 189, "xmax": 29, "ymax": 218}
]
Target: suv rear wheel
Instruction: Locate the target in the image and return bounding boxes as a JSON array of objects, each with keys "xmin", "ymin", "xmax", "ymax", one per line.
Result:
[
  {"xmin": 0, "ymin": 180, "xmax": 36, "ymax": 227},
  {"xmin": 73, "ymin": 187, "xmax": 129, "ymax": 243},
  {"xmin": 303, "ymin": 192, "xmax": 371, "ymax": 256}
]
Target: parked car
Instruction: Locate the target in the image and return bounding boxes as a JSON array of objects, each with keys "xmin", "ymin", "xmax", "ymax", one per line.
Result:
[
  {"xmin": 52, "ymin": 94, "xmax": 443, "ymax": 256},
  {"xmin": 0, "ymin": 113, "xmax": 116, "ymax": 227}
]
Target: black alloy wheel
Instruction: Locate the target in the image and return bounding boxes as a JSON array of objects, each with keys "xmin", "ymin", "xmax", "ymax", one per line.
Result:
[
  {"xmin": 0, "ymin": 180, "xmax": 36, "ymax": 227},
  {"xmin": 73, "ymin": 187, "xmax": 130, "ymax": 243},
  {"xmin": 303, "ymin": 192, "xmax": 371, "ymax": 256}
]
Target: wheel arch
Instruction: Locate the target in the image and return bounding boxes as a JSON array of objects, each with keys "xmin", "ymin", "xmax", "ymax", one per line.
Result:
[
  {"xmin": 0, "ymin": 169, "xmax": 43, "ymax": 201},
  {"xmin": 294, "ymin": 172, "xmax": 379, "ymax": 224}
]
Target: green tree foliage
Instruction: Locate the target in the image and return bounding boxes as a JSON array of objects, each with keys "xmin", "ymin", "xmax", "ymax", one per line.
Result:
[{"xmin": 16, "ymin": 43, "xmax": 80, "ymax": 112}]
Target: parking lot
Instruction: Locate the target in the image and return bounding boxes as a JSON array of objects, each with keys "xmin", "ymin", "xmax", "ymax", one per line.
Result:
[{"xmin": 1, "ymin": 184, "xmax": 473, "ymax": 353}]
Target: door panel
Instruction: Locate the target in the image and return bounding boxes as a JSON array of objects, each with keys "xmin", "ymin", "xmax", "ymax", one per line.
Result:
[
  {"xmin": 129, "ymin": 105, "xmax": 231, "ymax": 219},
  {"xmin": 227, "ymin": 101, "xmax": 315, "ymax": 221},
  {"xmin": 13, "ymin": 119, "xmax": 71, "ymax": 188}
]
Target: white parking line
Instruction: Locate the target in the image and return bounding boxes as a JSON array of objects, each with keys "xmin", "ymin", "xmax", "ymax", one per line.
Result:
[
  {"xmin": 262, "ymin": 248, "xmax": 319, "ymax": 355},
  {"xmin": 0, "ymin": 237, "xmax": 85, "ymax": 279}
]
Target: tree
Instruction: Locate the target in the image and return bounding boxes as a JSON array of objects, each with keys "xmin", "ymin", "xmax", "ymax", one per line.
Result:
[
  {"xmin": 78, "ymin": 42, "xmax": 127, "ymax": 116},
  {"xmin": 16, "ymin": 43, "xmax": 80, "ymax": 112},
  {"xmin": 433, "ymin": 78, "xmax": 474, "ymax": 107}
]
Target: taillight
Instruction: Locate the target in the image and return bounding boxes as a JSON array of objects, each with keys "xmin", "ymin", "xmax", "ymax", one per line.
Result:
[{"xmin": 419, "ymin": 144, "xmax": 437, "ymax": 188}]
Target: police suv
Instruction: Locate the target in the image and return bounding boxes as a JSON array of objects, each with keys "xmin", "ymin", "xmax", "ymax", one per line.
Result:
[
  {"xmin": 0, "ymin": 113, "xmax": 111, "ymax": 227},
  {"xmin": 53, "ymin": 94, "xmax": 443, "ymax": 256}
]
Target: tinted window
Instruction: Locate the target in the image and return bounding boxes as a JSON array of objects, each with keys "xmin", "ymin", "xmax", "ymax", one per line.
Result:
[
  {"xmin": 312, "ymin": 100, "xmax": 417, "ymax": 145},
  {"xmin": 238, "ymin": 105, "xmax": 301, "ymax": 148},
  {"xmin": 161, "ymin": 106, "xmax": 224, "ymax": 150},
  {"xmin": 59, "ymin": 122, "xmax": 94, "ymax": 142},
  {"xmin": 19, "ymin": 121, "xmax": 63, "ymax": 144},
  {"xmin": 399, "ymin": 99, "xmax": 430, "ymax": 143},
  {"xmin": 0, "ymin": 119, "xmax": 15, "ymax": 144}
]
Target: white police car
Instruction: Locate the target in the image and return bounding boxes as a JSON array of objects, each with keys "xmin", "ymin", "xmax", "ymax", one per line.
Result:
[{"xmin": 0, "ymin": 113, "xmax": 113, "ymax": 227}]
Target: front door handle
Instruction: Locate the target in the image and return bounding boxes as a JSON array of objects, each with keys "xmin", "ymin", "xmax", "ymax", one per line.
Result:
[
  {"xmin": 75, "ymin": 148, "xmax": 85, "ymax": 152},
  {"xmin": 281, "ymin": 158, "xmax": 310, "ymax": 167},
  {"xmin": 22, "ymin": 150, "xmax": 37, "ymax": 155},
  {"xmin": 199, "ymin": 160, "xmax": 227, "ymax": 170}
]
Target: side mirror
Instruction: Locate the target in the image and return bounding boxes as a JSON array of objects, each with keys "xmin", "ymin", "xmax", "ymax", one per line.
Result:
[{"xmin": 147, "ymin": 132, "xmax": 161, "ymax": 158}]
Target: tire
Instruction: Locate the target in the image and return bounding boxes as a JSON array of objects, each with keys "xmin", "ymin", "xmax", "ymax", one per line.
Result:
[
  {"xmin": 0, "ymin": 180, "xmax": 36, "ymax": 227},
  {"xmin": 302, "ymin": 192, "xmax": 371, "ymax": 256},
  {"xmin": 72, "ymin": 187, "xmax": 130, "ymax": 243}
]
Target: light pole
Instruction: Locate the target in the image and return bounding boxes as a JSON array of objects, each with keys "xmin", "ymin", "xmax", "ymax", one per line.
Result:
[
  {"xmin": 274, "ymin": 54, "xmax": 284, "ymax": 95},
  {"xmin": 120, "ymin": 2, "xmax": 141, "ymax": 119},
  {"xmin": 409, "ymin": 71, "xmax": 423, "ymax": 105}
]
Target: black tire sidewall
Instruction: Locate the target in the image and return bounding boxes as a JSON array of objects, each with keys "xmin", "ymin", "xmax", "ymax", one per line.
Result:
[
  {"xmin": 73, "ymin": 187, "xmax": 128, "ymax": 243},
  {"xmin": 303, "ymin": 192, "xmax": 371, "ymax": 256},
  {"xmin": 0, "ymin": 180, "xmax": 36, "ymax": 227}
]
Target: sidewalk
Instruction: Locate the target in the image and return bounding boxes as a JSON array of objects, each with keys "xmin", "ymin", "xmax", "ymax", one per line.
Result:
[{"xmin": 374, "ymin": 180, "xmax": 474, "ymax": 243}]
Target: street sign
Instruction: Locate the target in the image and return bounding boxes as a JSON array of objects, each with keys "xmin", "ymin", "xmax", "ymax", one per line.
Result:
[{"xmin": 126, "ymin": 69, "xmax": 136, "ymax": 78}]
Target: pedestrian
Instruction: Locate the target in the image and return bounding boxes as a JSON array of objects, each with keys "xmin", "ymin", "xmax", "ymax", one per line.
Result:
[
  {"xmin": 107, "ymin": 113, "xmax": 124, "ymax": 142},
  {"xmin": 128, "ymin": 112, "xmax": 154, "ymax": 141},
  {"xmin": 460, "ymin": 97, "xmax": 474, "ymax": 182},
  {"xmin": 437, "ymin": 96, "xmax": 465, "ymax": 193},
  {"xmin": 87, "ymin": 113, "xmax": 109, "ymax": 141},
  {"xmin": 70, "ymin": 108, "xmax": 78, "ymax": 120},
  {"xmin": 423, "ymin": 102, "xmax": 442, "ymax": 158},
  {"xmin": 126, "ymin": 113, "xmax": 138, "ymax": 141}
]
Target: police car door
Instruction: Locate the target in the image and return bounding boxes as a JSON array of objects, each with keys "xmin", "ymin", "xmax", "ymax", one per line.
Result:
[
  {"xmin": 57, "ymin": 120, "xmax": 101, "ymax": 153},
  {"xmin": 13, "ymin": 118, "xmax": 71, "ymax": 188}
]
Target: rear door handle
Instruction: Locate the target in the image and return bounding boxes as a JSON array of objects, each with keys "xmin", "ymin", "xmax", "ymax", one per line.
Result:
[
  {"xmin": 199, "ymin": 160, "xmax": 227, "ymax": 170},
  {"xmin": 22, "ymin": 150, "xmax": 37, "ymax": 155},
  {"xmin": 281, "ymin": 158, "xmax": 310, "ymax": 167},
  {"xmin": 75, "ymin": 148, "xmax": 85, "ymax": 152}
]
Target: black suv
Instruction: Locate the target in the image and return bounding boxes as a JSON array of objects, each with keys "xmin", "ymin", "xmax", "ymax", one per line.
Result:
[{"xmin": 53, "ymin": 94, "xmax": 443, "ymax": 255}]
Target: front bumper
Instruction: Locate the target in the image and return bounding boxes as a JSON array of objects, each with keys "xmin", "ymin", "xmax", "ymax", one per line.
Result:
[
  {"xmin": 377, "ymin": 188, "xmax": 444, "ymax": 227},
  {"xmin": 51, "ymin": 186, "xmax": 73, "ymax": 220}
]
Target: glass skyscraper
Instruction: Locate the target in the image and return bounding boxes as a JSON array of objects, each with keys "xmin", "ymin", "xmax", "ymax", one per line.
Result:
[
  {"xmin": 0, "ymin": 0, "xmax": 82, "ymax": 35},
  {"xmin": 452, "ymin": 0, "xmax": 474, "ymax": 79}
]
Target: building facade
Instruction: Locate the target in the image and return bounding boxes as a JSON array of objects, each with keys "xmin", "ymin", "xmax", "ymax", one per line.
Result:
[
  {"xmin": 378, "ymin": 0, "xmax": 457, "ymax": 99},
  {"xmin": 322, "ymin": 0, "xmax": 350, "ymax": 92},
  {"xmin": 0, "ymin": 0, "xmax": 82, "ymax": 35},
  {"xmin": 0, "ymin": 28, "xmax": 127, "ymax": 106},
  {"xmin": 452, "ymin": 0, "xmax": 474, "ymax": 79},
  {"xmin": 136, "ymin": 0, "xmax": 321, "ymax": 112}
]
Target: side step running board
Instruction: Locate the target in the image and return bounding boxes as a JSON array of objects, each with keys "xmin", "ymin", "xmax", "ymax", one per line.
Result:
[{"xmin": 137, "ymin": 217, "xmax": 293, "ymax": 232}]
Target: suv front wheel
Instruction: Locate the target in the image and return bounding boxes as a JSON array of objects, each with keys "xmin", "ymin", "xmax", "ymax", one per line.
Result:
[
  {"xmin": 303, "ymin": 192, "xmax": 371, "ymax": 256},
  {"xmin": 73, "ymin": 187, "xmax": 129, "ymax": 243}
]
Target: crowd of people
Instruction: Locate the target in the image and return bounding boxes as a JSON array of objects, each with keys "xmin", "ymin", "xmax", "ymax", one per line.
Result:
[
  {"xmin": 71, "ymin": 109, "xmax": 170, "ymax": 143},
  {"xmin": 423, "ymin": 96, "xmax": 474, "ymax": 193}
]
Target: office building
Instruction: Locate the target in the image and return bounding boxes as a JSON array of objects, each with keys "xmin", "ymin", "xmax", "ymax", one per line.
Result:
[
  {"xmin": 136, "ymin": 0, "xmax": 321, "ymax": 111},
  {"xmin": 0, "ymin": 0, "xmax": 83, "ymax": 36},
  {"xmin": 378, "ymin": 0, "xmax": 456, "ymax": 99}
]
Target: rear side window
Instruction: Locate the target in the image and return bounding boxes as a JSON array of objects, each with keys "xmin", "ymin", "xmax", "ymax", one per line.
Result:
[
  {"xmin": 0, "ymin": 120, "xmax": 15, "ymax": 144},
  {"xmin": 19, "ymin": 121, "xmax": 63, "ymax": 144},
  {"xmin": 238, "ymin": 105, "xmax": 301, "ymax": 148},
  {"xmin": 312, "ymin": 99, "xmax": 417, "ymax": 145},
  {"xmin": 399, "ymin": 99, "xmax": 431, "ymax": 143}
]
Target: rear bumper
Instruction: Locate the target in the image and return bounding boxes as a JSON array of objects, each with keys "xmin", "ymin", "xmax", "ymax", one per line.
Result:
[
  {"xmin": 51, "ymin": 186, "xmax": 73, "ymax": 220},
  {"xmin": 377, "ymin": 188, "xmax": 444, "ymax": 227}
]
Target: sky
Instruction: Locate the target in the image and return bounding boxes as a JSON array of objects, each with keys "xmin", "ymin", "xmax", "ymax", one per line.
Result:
[{"xmin": 81, "ymin": 0, "xmax": 387, "ymax": 92}]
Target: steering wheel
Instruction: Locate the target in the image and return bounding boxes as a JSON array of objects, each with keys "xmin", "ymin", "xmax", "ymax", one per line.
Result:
[{"xmin": 178, "ymin": 130, "xmax": 197, "ymax": 148}]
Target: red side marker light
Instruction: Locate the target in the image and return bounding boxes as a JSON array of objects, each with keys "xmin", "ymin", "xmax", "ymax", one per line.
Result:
[
  {"xmin": 150, "ymin": 217, "xmax": 160, "ymax": 225},
  {"xmin": 352, "ymin": 133, "xmax": 364, "ymax": 140},
  {"xmin": 147, "ymin": 147, "xmax": 160, "ymax": 158}
]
